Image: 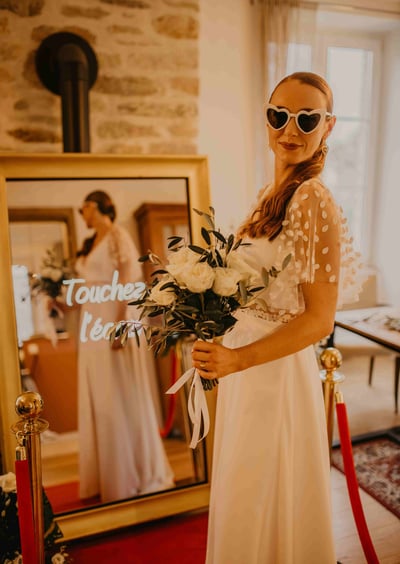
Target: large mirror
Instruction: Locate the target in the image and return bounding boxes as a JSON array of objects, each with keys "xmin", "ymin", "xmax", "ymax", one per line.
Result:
[{"xmin": 0, "ymin": 154, "xmax": 215, "ymax": 540}]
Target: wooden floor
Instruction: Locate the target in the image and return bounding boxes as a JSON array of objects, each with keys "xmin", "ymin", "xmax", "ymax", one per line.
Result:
[
  {"xmin": 330, "ymin": 355, "xmax": 400, "ymax": 563},
  {"xmin": 41, "ymin": 354, "xmax": 400, "ymax": 561}
]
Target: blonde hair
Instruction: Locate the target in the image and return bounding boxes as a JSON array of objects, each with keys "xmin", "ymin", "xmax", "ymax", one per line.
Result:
[{"xmin": 238, "ymin": 72, "xmax": 333, "ymax": 241}]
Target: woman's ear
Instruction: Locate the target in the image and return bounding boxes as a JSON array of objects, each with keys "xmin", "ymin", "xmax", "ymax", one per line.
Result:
[{"xmin": 324, "ymin": 115, "xmax": 336, "ymax": 140}]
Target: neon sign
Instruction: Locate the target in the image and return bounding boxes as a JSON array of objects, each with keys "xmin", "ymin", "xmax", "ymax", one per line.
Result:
[{"xmin": 63, "ymin": 270, "xmax": 145, "ymax": 343}]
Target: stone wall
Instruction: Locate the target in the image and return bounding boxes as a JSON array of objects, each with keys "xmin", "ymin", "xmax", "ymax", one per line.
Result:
[{"xmin": 0, "ymin": 0, "xmax": 199, "ymax": 154}]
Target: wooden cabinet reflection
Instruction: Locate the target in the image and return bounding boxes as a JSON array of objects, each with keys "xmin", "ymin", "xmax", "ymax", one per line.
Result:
[{"xmin": 23, "ymin": 335, "xmax": 78, "ymax": 433}]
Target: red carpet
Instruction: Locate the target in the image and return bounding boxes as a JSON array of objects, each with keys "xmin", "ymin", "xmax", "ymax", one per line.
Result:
[
  {"xmin": 66, "ymin": 511, "xmax": 208, "ymax": 563},
  {"xmin": 332, "ymin": 437, "xmax": 400, "ymax": 518},
  {"xmin": 45, "ymin": 481, "xmax": 101, "ymax": 513}
]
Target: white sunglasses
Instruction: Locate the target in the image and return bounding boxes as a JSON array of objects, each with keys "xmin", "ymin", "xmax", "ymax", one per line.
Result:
[{"xmin": 266, "ymin": 104, "xmax": 332, "ymax": 134}]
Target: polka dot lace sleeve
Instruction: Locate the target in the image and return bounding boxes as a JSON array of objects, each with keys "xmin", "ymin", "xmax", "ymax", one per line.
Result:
[
  {"xmin": 108, "ymin": 224, "xmax": 143, "ymax": 282},
  {"xmin": 270, "ymin": 178, "xmax": 364, "ymax": 314}
]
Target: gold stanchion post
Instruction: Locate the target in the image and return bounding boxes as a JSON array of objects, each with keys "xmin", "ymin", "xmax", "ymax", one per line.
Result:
[
  {"xmin": 319, "ymin": 347, "xmax": 344, "ymax": 460},
  {"xmin": 12, "ymin": 391, "xmax": 49, "ymax": 564}
]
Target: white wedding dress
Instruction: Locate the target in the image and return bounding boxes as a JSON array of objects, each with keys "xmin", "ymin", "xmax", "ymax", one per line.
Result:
[
  {"xmin": 76, "ymin": 224, "xmax": 174, "ymax": 503},
  {"xmin": 206, "ymin": 178, "xmax": 362, "ymax": 564}
]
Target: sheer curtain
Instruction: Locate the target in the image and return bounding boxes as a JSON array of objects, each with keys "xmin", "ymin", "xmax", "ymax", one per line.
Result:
[{"xmin": 256, "ymin": 0, "xmax": 318, "ymax": 183}]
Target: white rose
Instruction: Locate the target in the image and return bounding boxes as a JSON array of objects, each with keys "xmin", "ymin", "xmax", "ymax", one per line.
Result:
[
  {"xmin": 226, "ymin": 252, "xmax": 259, "ymax": 284},
  {"xmin": 4, "ymin": 556, "xmax": 22, "ymax": 564},
  {"xmin": 0, "ymin": 472, "xmax": 16, "ymax": 493},
  {"xmin": 41, "ymin": 267, "xmax": 54, "ymax": 279},
  {"xmin": 171, "ymin": 261, "xmax": 214, "ymax": 293},
  {"xmin": 212, "ymin": 267, "xmax": 242, "ymax": 296},
  {"xmin": 49, "ymin": 268, "xmax": 63, "ymax": 282},
  {"xmin": 52, "ymin": 554, "xmax": 66, "ymax": 564},
  {"xmin": 167, "ymin": 246, "xmax": 200, "ymax": 266},
  {"xmin": 150, "ymin": 277, "xmax": 177, "ymax": 306},
  {"xmin": 165, "ymin": 263, "xmax": 185, "ymax": 285}
]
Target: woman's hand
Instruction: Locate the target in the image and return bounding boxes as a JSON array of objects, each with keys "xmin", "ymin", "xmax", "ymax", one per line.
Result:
[{"xmin": 191, "ymin": 340, "xmax": 242, "ymax": 380}]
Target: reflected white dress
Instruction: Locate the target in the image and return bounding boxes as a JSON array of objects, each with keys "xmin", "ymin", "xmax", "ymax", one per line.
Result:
[
  {"xmin": 76, "ymin": 224, "xmax": 174, "ymax": 503},
  {"xmin": 206, "ymin": 178, "xmax": 362, "ymax": 564}
]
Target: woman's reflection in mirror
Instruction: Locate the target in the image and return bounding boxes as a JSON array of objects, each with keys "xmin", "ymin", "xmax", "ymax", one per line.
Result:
[{"xmin": 72, "ymin": 190, "xmax": 174, "ymax": 503}]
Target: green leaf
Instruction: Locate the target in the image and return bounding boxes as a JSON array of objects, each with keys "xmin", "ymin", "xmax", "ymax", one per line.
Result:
[
  {"xmin": 226, "ymin": 234, "xmax": 235, "ymax": 253},
  {"xmin": 282, "ymin": 253, "xmax": 292, "ymax": 270},
  {"xmin": 175, "ymin": 304, "xmax": 198, "ymax": 313},
  {"xmin": 239, "ymin": 280, "xmax": 247, "ymax": 302},
  {"xmin": 188, "ymin": 244, "xmax": 206, "ymax": 255},
  {"xmin": 148, "ymin": 252, "xmax": 162, "ymax": 264},
  {"xmin": 160, "ymin": 281, "xmax": 176, "ymax": 291},
  {"xmin": 108, "ymin": 327, "xmax": 116, "ymax": 343},
  {"xmin": 120, "ymin": 330, "xmax": 129, "ymax": 347},
  {"xmin": 211, "ymin": 230, "xmax": 226, "ymax": 244},
  {"xmin": 248, "ymin": 285, "xmax": 264, "ymax": 294},
  {"xmin": 133, "ymin": 327, "xmax": 141, "ymax": 348},
  {"xmin": 167, "ymin": 236, "xmax": 183, "ymax": 248},
  {"xmin": 261, "ymin": 268, "xmax": 270, "ymax": 287},
  {"xmin": 232, "ymin": 238, "xmax": 242, "ymax": 251},
  {"xmin": 201, "ymin": 227, "xmax": 211, "ymax": 245},
  {"xmin": 148, "ymin": 310, "xmax": 163, "ymax": 318},
  {"xmin": 212, "ymin": 249, "xmax": 224, "ymax": 267},
  {"xmin": 194, "ymin": 208, "xmax": 214, "ymax": 230}
]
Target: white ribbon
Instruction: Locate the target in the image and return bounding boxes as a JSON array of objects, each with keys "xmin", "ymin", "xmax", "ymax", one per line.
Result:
[{"xmin": 166, "ymin": 367, "xmax": 210, "ymax": 449}]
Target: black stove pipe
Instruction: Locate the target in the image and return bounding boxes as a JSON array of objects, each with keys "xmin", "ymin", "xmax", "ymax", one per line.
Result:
[{"xmin": 35, "ymin": 32, "xmax": 98, "ymax": 153}]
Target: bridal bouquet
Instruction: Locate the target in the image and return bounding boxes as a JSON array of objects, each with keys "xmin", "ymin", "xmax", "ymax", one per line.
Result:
[
  {"xmin": 109, "ymin": 207, "xmax": 290, "ymax": 447},
  {"xmin": 110, "ymin": 207, "xmax": 290, "ymax": 379}
]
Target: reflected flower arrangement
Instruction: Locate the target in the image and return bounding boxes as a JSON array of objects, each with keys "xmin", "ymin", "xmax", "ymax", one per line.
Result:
[{"xmin": 31, "ymin": 247, "xmax": 73, "ymax": 317}]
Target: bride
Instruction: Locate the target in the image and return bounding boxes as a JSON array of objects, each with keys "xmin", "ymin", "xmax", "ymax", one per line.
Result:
[{"xmin": 192, "ymin": 72, "xmax": 362, "ymax": 563}]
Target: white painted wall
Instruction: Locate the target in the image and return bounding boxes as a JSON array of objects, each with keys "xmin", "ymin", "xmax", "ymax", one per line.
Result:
[{"xmin": 198, "ymin": 0, "xmax": 264, "ymax": 232}]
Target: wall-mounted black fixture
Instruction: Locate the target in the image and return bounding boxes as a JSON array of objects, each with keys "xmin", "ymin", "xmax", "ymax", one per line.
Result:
[{"xmin": 35, "ymin": 32, "xmax": 98, "ymax": 153}]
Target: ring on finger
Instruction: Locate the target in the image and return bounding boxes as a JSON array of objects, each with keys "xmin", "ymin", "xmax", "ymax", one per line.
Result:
[{"xmin": 200, "ymin": 361, "xmax": 206, "ymax": 369}]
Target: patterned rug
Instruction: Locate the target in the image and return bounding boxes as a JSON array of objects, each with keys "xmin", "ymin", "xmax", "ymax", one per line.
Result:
[{"xmin": 331, "ymin": 437, "xmax": 400, "ymax": 519}]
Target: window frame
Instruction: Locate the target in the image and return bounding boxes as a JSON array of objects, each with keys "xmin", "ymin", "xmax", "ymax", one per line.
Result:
[{"xmin": 315, "ymin": 30, "xmax": 382, "ymax": 261}]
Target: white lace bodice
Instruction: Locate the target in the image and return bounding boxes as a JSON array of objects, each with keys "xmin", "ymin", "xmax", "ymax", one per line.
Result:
[{"xmin": 239, "ymin": 177, "xmax": 364, "ymax": 322}]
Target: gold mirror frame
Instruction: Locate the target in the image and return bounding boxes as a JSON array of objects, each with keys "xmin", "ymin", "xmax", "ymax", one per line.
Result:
[{"xmin": 0, "ymin": 153, "xmax": 216, "ymax": 541}]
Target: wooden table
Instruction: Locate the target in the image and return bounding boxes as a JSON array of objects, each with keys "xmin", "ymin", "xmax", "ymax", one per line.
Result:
[
  {"xmin": 335, "ymin": 306, "xmax": 400, "ymax": 415},
  {"xmin": 335, "ymin": 306, "xmax": 400, "ymax": 354}
]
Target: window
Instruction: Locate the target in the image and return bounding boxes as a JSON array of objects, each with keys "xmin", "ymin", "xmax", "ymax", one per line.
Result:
[{"xmin": 286, "ymin": 21, "xmax": 381, "ymax": 258}]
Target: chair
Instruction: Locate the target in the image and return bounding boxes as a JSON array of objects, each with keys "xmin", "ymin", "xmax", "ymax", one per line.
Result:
[{"xmin": 330, "ymin": 273, "xmax": 400, "ymax": 414}]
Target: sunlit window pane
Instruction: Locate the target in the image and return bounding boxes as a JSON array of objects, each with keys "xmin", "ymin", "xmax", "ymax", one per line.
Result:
[
  {"xmin": 325, "ymin": 121, "xmax": 369, "ymax": 189},
  {"xmin": 327, "ymin": 47, "xmax": 373, "ymax": 118},
  {"xmin": 324, "ymin": 121, "xmax": 370, "ymax": 245},
  {"xmin": 324, "ymin": 46, "xmax": 374, "ymax": 251}
]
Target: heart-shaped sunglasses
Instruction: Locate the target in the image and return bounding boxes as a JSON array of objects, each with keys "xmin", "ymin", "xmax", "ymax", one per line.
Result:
[{"xmin": 266, "ymin": 104, "xmax": 332, "ymax": 134}]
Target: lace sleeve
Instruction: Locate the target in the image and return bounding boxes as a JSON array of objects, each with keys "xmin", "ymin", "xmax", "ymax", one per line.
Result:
[
  {"xmin": 270, "ymin": 178, "xmax": 364, "ymax": 312},
  {"xmin": 108, "ymin": 225, "xmax": 142, "ymax": 283}
]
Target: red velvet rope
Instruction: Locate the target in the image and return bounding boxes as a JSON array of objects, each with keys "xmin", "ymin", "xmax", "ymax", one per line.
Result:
[
  {"xmin": 159, "ymin": 349, "xmax": 178, "ymax": 438},
  {"xmin": 15, "ymin": 459, "xmax": 37, "ymax": 564},
  {"xmin": 335, "ymin": 402, "xmax": 380, "ymax": 564}
]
